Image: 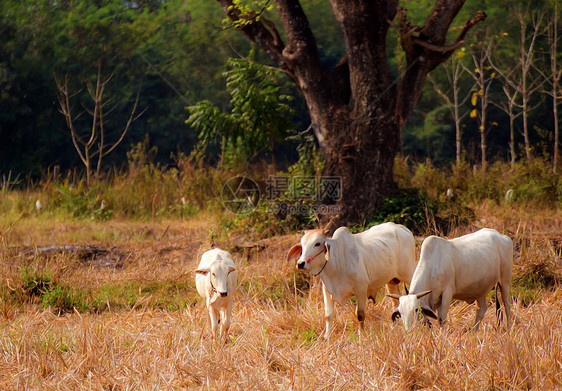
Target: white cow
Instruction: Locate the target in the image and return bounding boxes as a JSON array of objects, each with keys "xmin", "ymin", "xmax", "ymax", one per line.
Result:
[
  {"xmin": 287, "ymin": 222, "xmax": 417, "ymax": 341},
  {"xmin": 195, "ymin": 249, "xmax": 238, "ymax": 340},
  {"xmin": 388, "ymin": 228, "xmax": 513, "ymax": 331}
]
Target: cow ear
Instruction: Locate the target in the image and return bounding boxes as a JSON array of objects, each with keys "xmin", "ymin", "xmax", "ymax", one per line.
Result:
[
  {"xmin": 228, "ymin": 266, "xmax": 236, "ymax": 274},
  {"xmin": 287, "ymin": 244, "xmax": 302, "ymax": 262},
  {"xmin": 324, "ymin": 239, "xmax": 332, "ymax": 261},
  {"xmin": 391, "ymin": 309, "xmax": 401, "ymax": 322},
  {"xmin": 286, "ymin": 244, "xmax": 302, "ymax": 262},
  {"xmin": 421, "ymin": 308, "xmax": 438, "ymax": 320},
  {"xmin": 195, "ymin": 269, "xmax": 209, "ymax": 275},
  {"xmin": 420, "ymin": 302, "xmax": 438, "ymax": 319}
]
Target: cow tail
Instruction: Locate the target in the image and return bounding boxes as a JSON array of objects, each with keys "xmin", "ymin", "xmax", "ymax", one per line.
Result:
[{"xmin": 495, "ymin": 283, "xmax": 503, "ymax": 327}]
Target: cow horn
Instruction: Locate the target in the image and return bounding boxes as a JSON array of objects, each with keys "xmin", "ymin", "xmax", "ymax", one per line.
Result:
[
  {"xmin": 416, "ymin": 290, "xmax": 432, "ymax": 299},
  {"xmin": 386, "ymin": 293, "xmax": 401, "ymax": 300}
]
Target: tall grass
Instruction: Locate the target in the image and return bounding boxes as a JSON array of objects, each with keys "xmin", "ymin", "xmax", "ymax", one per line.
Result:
[
  {"xmin": 1, "ymin": 154, "xmax": 559, "ymax": 233},
  {"xmin": 0, "ymin": 154, "xmax": 561, "ymax": 388},
  {"xmin": 394, "ymin": 156, "xmax": 562, "ymax": 207},
  {"xmin": 0, "ymin": 216, "xmax": 561, "ymax": 389}
]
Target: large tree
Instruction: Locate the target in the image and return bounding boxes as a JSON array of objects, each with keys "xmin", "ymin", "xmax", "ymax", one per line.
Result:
[{"xmin": 216, "ymin": 0, "xmax": 485, "ymax": 226}]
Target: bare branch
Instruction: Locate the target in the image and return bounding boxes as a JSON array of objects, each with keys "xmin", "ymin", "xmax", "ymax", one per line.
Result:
[
  {"xmin": 101, "ymin": 87, "xmax": 146, "ymax": 158},
  {"xmin": 55, "ymin": 73, "xmax": 88, "ymax": 166}
]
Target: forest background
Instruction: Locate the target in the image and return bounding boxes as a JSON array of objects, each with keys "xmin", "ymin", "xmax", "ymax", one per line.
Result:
[
  {"xmin": 1, "ymin": 0, "xmax": 561, "ymax": 232},
  {"xmin": 1, "ymin": 0, "xmax": 560, "ymax": 177}
]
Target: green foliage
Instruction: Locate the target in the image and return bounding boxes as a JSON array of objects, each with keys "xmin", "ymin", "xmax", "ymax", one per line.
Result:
[
  {"xmin": 286, "ymin": 127, "xmax": 324, "ymax": 178},
  {"xmin": 217, "ymin": 200, "xmax": 316, "ymax": 240},
  {"xmin": 19, "ymin": 265, "xmax": 102, "ymax": 313},
  {"xmin": 224, "ymin": 0, "xmax": 274, "ymax": 29},
  {"xmin": 41, "ymin": 284, "xmax": 90, "ymax": 314},
  {"xmin": 12, "ymin": 144, "xmax": 225, "ymax": 221},
  {"xmin": 21, "ymin": 266, "xmax": 53, "ymax": 299},
  {"xmin": 54, "ymin": 182, "xmax": 113, "ymax": 221},
  {"xmin": 367, "ymin": 189, "xmax": 437, "ymax": 235},
  {"xmin": 15, "ymin": 264, "xmax": 195, "ymax": 314},
  {"xmin": 187, "ymin": 52, "xmax": 295, "ymax": 166},
  {"xmin": 395, "ymin": 156, "xmax": 562, "ymax": 208}
]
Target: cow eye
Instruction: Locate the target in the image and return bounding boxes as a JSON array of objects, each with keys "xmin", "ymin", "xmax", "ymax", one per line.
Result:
[{"xmin": 314, "ymin": 242, "xmax": 321, "ymax": 247}]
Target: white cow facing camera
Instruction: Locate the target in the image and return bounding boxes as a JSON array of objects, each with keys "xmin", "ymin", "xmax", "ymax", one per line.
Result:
[{"xmin": 195, "ymin": 249, "xmax": 238, "ymax": 340}]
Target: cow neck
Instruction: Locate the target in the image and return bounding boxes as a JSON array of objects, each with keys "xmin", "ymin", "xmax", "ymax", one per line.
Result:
[
  {"xmin": 317, "ymin": 261, "xmax": 344, "ymax": 301},
  {"xmin": 314, "ymin": 258, "xmax": 328, "ymax": 276}
]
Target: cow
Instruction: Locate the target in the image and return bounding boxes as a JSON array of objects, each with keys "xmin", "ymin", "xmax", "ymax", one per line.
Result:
[
  {"xmin": 195, "ymin": 249, "xmax": 238, "ymax": 340},
  {"xmin": 387, "ymin": 228, "xmax": 513, "ymax": 331},
  {"xmin": 287, "ymin": 222, "xmax": 417, "ymax": 341}
]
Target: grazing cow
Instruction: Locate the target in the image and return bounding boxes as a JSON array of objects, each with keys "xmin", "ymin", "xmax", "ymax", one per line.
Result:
[
  {"xmin": 388, "ymin": 228, "xmax": 513, "ymax": 331},
  {"xmin": 287, "ymin": 222, "xmax": 417, "ymax": 341},
  {"xmin": 195, "ymin": 249, "xmax": 238, "ymax": 340}
]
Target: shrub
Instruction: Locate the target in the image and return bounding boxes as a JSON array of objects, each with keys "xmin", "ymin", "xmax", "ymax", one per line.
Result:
[{"xmin": 366, "ymin": 189, "xmax": 437, "ymax": 235}]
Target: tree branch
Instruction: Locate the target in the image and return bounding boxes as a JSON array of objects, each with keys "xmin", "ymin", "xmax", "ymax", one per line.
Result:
[
  {"xmin": 101, "ymin": 87, "xmax": 146, "ymax": 158},
  {"xmin": 216, "ymin": 0, "xmax": 286, "ymax": 68},
  {"xmin": 55, "ymin": 73, "xmax": 88, "ymax": 166},
  {"xmin": 276, "ymin": 0, "xmax": 321, "ymax": 67},
  {"xmin": 395, "ymin": 5, "xmax": 486, "ymax": 121}
]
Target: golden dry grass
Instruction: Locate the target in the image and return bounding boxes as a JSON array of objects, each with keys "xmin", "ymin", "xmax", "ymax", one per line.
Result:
[{"xmin": 0, "ymin": 207, "xmax": 561, "ymax": 390}]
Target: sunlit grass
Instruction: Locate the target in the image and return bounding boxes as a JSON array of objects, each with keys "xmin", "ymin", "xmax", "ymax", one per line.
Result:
[{"xmin": 0, "ymin": 157, "xmax": 560, "ymax": 389}]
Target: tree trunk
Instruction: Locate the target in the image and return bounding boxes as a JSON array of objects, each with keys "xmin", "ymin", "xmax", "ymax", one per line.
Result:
[
  {"xmin": 552, "ymin": 1, "xmax": 559, "ymax": 174},
  {"xmin": 454, "ymin": 94, "xmax": 461, "ymax": 166},
  {"xmin": 522, "ymin": 88, "xmax": 531, "ymax": 161},
  {"xmin": 554, "ymin": 94, "xmax": 559, "ymax": 174},
  {"xmin": 316, "ymin": 108, "xmax": 400, "ymax": 223},
  {"xmin": 217, "ymin": 0, "xmax": 485, "ymax": 226},
  {"xmin": 509, "ymin": 107, "xmax": 516, "ymax": 170}
]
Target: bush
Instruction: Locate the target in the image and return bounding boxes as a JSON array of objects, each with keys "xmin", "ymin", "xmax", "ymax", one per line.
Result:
[
  {"xmin": 394, "ymin": 155, "xmax": 561, "ymax": 209},
  {"xmin": 366, "ymin": 189, "xmax": 437, "ymax": 235},
  {"xmin": 19, "ymin": 266, "xmax": 103, "ymax": 314}
]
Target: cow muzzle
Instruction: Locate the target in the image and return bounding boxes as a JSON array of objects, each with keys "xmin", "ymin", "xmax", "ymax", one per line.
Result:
[
  {"xmin": 297, "ymin": 261, "xmax": 305, "ymax": 270},
  {"xmin": 220, "ymin": 291, "xmax": 228, "ymax": 297}
]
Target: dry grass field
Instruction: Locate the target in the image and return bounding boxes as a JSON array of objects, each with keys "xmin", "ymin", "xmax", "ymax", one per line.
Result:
[{"xmin": 1, "ymin": 205, "xmax": 561, "ymax": 390}]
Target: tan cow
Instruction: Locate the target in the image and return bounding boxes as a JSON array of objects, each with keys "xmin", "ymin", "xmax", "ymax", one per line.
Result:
[{"xmin": 287, "ymin": 222, "xmax": 417, "ymax": 341}]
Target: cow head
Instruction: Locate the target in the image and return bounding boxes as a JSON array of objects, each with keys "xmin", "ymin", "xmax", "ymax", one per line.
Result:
[
  {"xmin": 196, "ymin": 261, "xmax": 236, "ymax": 299},
  {"xmin": 387, "ymin": 290, "xmax": 437, "ymax": 331},
  {"xmin": 286, "ymin": 229, "xmax": 329, "ymax": 274}
]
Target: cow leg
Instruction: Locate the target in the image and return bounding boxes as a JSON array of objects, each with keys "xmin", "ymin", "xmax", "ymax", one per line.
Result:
[
  {"xmin": 354, "ymin": 287, "xmax": 368, "ymax": 341},
  {"xmin": 473, "ymin": 296, "xmax": 487, "ymax": 330},
  {"xmin": 499, "ymin": 281, "xmax": 512, "ymax": 329},
  {"xmin": 208, "ymin": 305, "xmax": 219, "ymax": 340},
  {"xmin": 386, "ymin": 279, "xmax": 401, "ymax": 306},
  {"xmin": 438, "ymin": 290, "xmax": 453, "ymax": 328},
  {"xmin": 322, "ymin": 284, "xmax": 335, "ymax": 342},
  {"xmin": 219, "ymin": 302, "xmax": 232, "ymax": 342}
]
